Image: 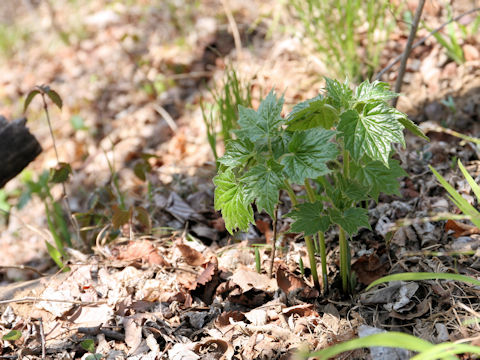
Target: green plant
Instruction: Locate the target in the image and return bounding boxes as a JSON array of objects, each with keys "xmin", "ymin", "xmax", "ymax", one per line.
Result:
[
  {"xmin": 291, "ymin": 0, "xmax": 398, "ymax": 81},
  {"xmin": 24, "ymin": 85, "xmax": 80, "ymax": 267},
  {"xmin": 296, "ymin": 331, "xmax": 480, "ymax": 360},
  {"xmin": 201, "ymin": 64, "xmax": 252, "ymax": 160},
  {"xmin": 427, "ymin": 7, "xmax": 480, "ymax": 65},
  {"xmin": 213, "ymin": 78, "xmax": 427, "ymax": 293},
  {"xmin": 430, "ymin": 159, "xmax": 480, "ymax": 229},
  {"xmin": 81, "ymin": 339, "xmax": 103, "ymax": 360}
]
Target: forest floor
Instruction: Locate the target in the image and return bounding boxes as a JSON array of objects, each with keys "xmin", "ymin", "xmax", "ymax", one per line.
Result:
[{"xmin": 1, "ymin": 0, "xmax": 480, "ymax": 359}]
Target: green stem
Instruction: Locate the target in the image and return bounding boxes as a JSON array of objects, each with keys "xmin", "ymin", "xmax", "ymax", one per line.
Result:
[
  {"xmin": 343, "ymin": 149, "xmax": 350, "ymax": 179},
  {"xmin": 305, "ymin": 234, "xmax": 320, "ymax": 291},
  {"xmin": 318, "ymin": 231, "xmax": 328, "ymax": 294},
  {"xmin": 284, "ymin": 179, "xmax": 298, "ymax": 206},
  {"xmin": 339, "ymin": 226, "xmax": 350, "ymax": 293}
]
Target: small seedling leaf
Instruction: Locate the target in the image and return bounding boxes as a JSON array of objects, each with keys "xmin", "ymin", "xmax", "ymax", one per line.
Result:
[
  {"xmin": 213, "ymin": 169, "xmax": 254, "ymax": 233},
  {"xmin": 281, "ymin": 128, "xmax": 338, "ymax": 184},
  {"xmin": 49, "ymin": 162, "xmax": 72, "ymax": 183},
  {"xmin": 81, "ymin": 339, "xmax": 96, "ymax": 353},
  {"xmin": 135, "ymin": 206, "xmax": 152, "ymax": 233},
  {"xmin": 2, "ymin": 330, "xmax": 22, "ymax": 341},
  {"xmin": 46, "ymin": 89, "xmax": 63, "ymax": 109},
  {"xmin": 287, "ymin": 201, "xmax": 331, "ymax": 235},
  {"xmin": 112, "ymin": 205, "xmax": 131, "ymax": 229},
  {"xmin": 24, "ymin": 90, "xmax": 40, "ymax": 112}
]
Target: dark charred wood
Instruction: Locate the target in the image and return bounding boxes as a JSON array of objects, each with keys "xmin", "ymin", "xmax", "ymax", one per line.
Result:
[{"xmin": 0, "ymin": 116, "xmax": 42, "ymax": 188}]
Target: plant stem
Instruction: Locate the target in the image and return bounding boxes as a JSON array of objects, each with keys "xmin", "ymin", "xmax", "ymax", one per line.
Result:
[
  {"xmin": 305, "ymin": 234, "xmax": 320, "ymax": 291},
  {"xmin": 41, "ymin": 94, "xmax": 81, "ymax": 248},
  {"xmin": 318, "ymin": 231, "xmax": 328, "ymax": 294},
  {"xmin": 304, "ymin": 179, "xmax": 323, "ymax": 292},
  {"xmin": 305, "ymin": 180, "xmax": 328, "ymax": 292},
  {"xmin": 284, "ymin": 179, "xmax": 298, "ymax": 206},
  {"xmin": 343, "ymin": 149, "xmax": 350, "ymax": 179},
  {"xmin": 338, "ymin": 226, "xmax": 350, "ymax": 293},
  {"xmin": 268, "ymin": 203, "xmax": 279, "ymax": 278}
]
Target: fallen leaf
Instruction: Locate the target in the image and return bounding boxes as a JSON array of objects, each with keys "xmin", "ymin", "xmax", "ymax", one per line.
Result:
[
  {"xmin": 445, "ymin": 219, "xmax": 480, "ymax": 238},
  {"xmin": 114, "ymin": 241, "xmax": 169, "ymax": 266},
  {"xmin": 351, "ymin": 253, "xmax": 389, "ymax": 286},
  {"xmin": 276, "ymin": 267, "xmax": 318, "ymax": 300},
  {"xmin": 176, "ymin": 243, "xmax": 206, "ymax": 266}
]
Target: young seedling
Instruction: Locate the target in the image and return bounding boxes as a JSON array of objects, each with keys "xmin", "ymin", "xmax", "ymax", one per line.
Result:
[{"xmin": 214, "ymin": 78, "xmax": 427, "ymax": 293}]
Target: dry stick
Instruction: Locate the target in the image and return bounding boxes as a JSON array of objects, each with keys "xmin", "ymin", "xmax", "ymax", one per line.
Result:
[
  {"xmin": 38, "ymin": 318, "xmax": 46, "ymax": 360},
  {"xmin": 376, "ymin": 7, "xmax": 480, "ymax": 82},
  {"xmin": 40, "ymin": 93, "xmax": 82, "ymax": 247},
  {"xmin": 391, "ymin": 0, "xmax": 425, "ymax": 108},
  {"xmin": 269, "ymin": 203, "xmax": 279, "ymax": 278},
  {"xmin": 221, "ymin": 0, "xmax": 243, "ymax": 60}
]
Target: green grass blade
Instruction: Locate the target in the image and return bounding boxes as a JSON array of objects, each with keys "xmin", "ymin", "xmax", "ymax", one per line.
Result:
[
  {"xmin": 457, "ymin": 160, "xmax": 480, "ymax": 204},
  {"xmin": 298, "ymin": 332, "xmax": 434, "ymax": 360},
  {"xmin": 429, "ymin": 165, "xmax": 480, "ymax": 227},
  {"xmin": 366, "ymin": 272, "xmax": 480, "ymax": 291},
  {"xmin": 411, "ymin": 342, "xmax": 480, "ymax": 360}
]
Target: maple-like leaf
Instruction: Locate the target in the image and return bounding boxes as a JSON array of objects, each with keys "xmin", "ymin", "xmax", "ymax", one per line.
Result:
[
  {"xmin": 325, "ymin": 77, "xmax": 353, "ymax": 110},
  {"xmin": 286, "ymin": 95, "xmax": 338, "ymax": 131},
  {"xmin": 350, "ymin": 158, "xmax": 407, "ymax": 201},
  {"xmin": 337, "ymin": 102, "xmax": 405, "ymax": 166},
  {"xmin": 213, "ymin": 169, "xmax": 254, "ymax": 233},
  {"xmin": 354, "ymin": 80, "xmax": 398, "ymax": 103},
  {"xmin": 281, "ymin": 128, "xmax": 338, "ymax": 184},
  {"xmin": 328, "ymin": 207, "xmax": 371, "ymax": 236},
  {"xmin": 218, "ymin": 138, "xmax": 255, "ymax": 168},
  {"xmin": 235, "ymin": 90, "xmax": 284, "ymax": 143},
  {"xmin": 241, "ymin": 159, "xmax": 284, "ymax": 218},
  {"xmin": 287, "ymin": 201, "xmax": 331, "ymax": 236}
]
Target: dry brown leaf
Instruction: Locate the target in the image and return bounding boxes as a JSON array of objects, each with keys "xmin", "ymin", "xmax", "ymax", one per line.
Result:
[
  {"xmin": 176, "ymin": 243, "xmax": 206, "ymax": 266},
  {"xmin": 255, "ymin": 219, "xmax": 272, "ymax": 244},
  {"xmin": 351, "ymin": 253, "xmax": 389, "ymax": 286},
  {"xmin": 276, "ymin": 267, "xmax": 318, "ymax": 300},
  {"xmin": 445, "ymin": 219, "xmax": 480, "ymax": 238},
  {"xmin": 114, "ymin": 241, "xmax": 169, "ymax": 266}
]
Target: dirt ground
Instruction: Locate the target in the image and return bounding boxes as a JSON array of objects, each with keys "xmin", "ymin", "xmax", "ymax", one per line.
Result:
[{"xmin": 1, "ymin": 0, "xmax": 480, "ymax": 359}]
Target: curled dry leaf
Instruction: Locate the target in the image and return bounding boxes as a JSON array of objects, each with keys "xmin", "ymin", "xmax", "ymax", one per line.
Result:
[
  {"xmin": 193, "ymin": 338, "xmax": 234, "ymax": 360},
  {"xmin": 276, "ymin": 267, "xmax": 319, "ymax": 300},
  {"xmin": 445, "ymin": 219, "xmax": 480, "ymax": 238},
  {"xmin": 351, "ymin": 253, "xmax": 389, "ymax": 286},
  {"xmin": 114, "ymin": 241, "xmax": 169, "ymax": 267},
  {"xmin": 176, "ymin": 243, "xmax": 207, "ymax": 266}
]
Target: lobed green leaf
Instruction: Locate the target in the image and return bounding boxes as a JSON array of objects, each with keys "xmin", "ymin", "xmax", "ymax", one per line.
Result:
[
  {"xmin": 281, "ymin": 128, "xmax": 338, "ymax": 184},
  {"xmin": 235, "ymin": 90, "xmax": 284, "ymax": 143},
  {"xmin": 286, "ymin": 201, "xmax": 330, "ymax": 235},
  {"xmin": 324, "ymin": 77, "xmax": 353, "ymax": 110},
  {"xmin": 338, "ymin": 102, "xmax": 405, "ymax": 166},
  {"xmin": 218, "ymin": 138, "xmax": 256, "ymax": 168},
  {"xmin": 328, "ymin": 207, "xmax": 371, "ymax": 236},
  {"xmin": 241, "ymin": 159, "xmax": 284, "ymax": 218},
  {"xmin": 350, "ymin": 158, "xmax": 407, "ymax": 201},
  {"xmin": 213, "ymin": 169, "xmax": 254, "ymax": 233},
  {"xmin": 286, "ymin": 95, "xmax": 338, "ymax": 131},
  {"xmin": 354, "ymin": 80, "xmax": 398, "ymax": 103}
]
